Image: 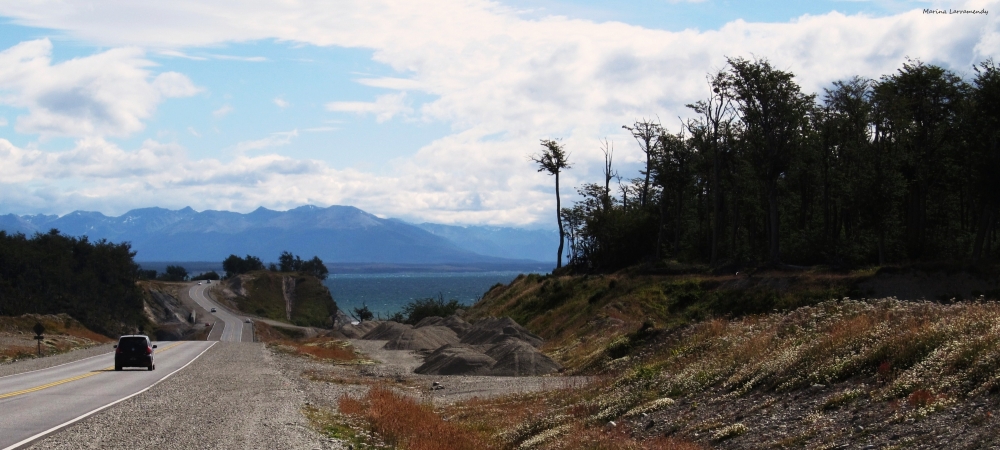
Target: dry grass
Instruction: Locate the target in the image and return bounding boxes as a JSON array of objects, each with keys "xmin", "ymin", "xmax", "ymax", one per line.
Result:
[
  {"xmin": 269, "ymin": 336, "xmax": 360, "ymax": 363},
  {"xmin": 0, "ymin": 345, "xmax": 36, "ymax": 360},
  {"xmin": 433, "ymin": 297, "xmax": 1000, "ymax": 448},
  {"xmin": 338, "ymin": 385, "xmax": 493, "ymax": 450},
  {"xmin": 552, "ymin": 297, "xmax": 1000, "ymax": 436},
  {"xmin": 0, "ymin": 313, "xmax": 112, "ymax": 363}
]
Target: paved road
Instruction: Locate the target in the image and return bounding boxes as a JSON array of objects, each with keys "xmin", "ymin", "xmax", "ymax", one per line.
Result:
[
  {"xmin": 0, "ymin": 341, "xmax": 215, "ymax": 449},
  {"xmin": 186, "ymin": 283, "xmax": 252, "ymax": 342}
]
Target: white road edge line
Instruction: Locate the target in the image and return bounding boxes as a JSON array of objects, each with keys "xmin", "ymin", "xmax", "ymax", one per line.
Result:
[
  {"xmin": 0, "ymin": 349, "xmax": 113, "ymax": 381},
  {"xmin": 3, "ymin": 341, "xmax": 219, "ymax": 450}
]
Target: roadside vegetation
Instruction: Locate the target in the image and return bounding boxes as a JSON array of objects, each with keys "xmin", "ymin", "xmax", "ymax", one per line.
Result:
[
  {"xmin": 387, "ymin": 295, "xmax": 469, "ymax": 325},
  {"xmin": 255, "ymin": 321, "xmax": 362, "ymax": 364},
  {"xmin": 0, "ymin": 314, "xmax": 112, "ymax": 363},
  {"xmin": 467, "ymin": 268, "xmax": 875, "ymax": 372},
  {"xmin": 0, "ymin": 229, "xmax": 147, "ymax": 336}
]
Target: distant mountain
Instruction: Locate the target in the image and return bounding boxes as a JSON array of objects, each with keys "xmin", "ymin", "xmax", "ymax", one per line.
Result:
[
  {"xmin": 0, "ymin": 206, "xmax": 549, "ymax": 267},
  {"xmin": 415, "ymin": 223, "xmax": 558, "ymax": 263}
]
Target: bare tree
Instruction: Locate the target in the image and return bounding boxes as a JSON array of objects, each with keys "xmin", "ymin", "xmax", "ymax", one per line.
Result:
[
  {"xmin": 599, "ymin": 138, "xmax": 617, "ymax": 211},
  {"xmin": 623, "ymin": 119, "xmax": 663, "ymax": 207},
  {"xmin": 532, "ymin": 139, "xmax": 572, "ymax": 269}
]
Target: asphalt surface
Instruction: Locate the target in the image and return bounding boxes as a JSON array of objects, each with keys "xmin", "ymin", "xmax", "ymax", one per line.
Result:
[
  {"xmin": 0, "ymin": 341, "xmax": 216, "ymax": 449},
  {"xmin": 23, "ymin": 343, "xmax": 336, "ymax": 449},
  {"xmin": 185, "ymin": 283, "xmax": 252, "ymax": 342}
]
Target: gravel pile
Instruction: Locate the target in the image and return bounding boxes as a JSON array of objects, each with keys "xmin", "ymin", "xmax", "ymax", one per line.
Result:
[
  {"xmin": 343, "ymin": 315, "xmax": 561, "ymax": 376},
  {"xmin": 383, "ymin": 325, "xmax": 460, "ymax": 352},
  {"xmin": 414, "ymin": 344, "xmax": 495, "ymax": 375},
  {"xmin": 26, "ymin": 343, "xmax": 342, "ymax": 450},
  {"xmin": 485, "ymin": 338, "xmax": 561, "ymax": 376},
  {"xmin": 460, "ymin": 317, "xmax": 543, "ymax": 348},
  {"xmin": 278, "ymin": 338, "xmax": 590, "ymax": 408},
  {"xmin": 360, "ymin": 321, "xmax": 411, "ymax": 341},
  {"xmin": 338, "ymin": 320, "xmax": 379, "ymax": 338}
]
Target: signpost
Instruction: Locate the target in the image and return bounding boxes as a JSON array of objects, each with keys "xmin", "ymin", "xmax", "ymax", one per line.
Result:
[{"xmin": 32, "ymin": 322, "xmax": 44, "ymax": 356}]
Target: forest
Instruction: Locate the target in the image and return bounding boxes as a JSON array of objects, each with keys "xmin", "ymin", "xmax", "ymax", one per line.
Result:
[
  {"xmin": 0, "ymin": 229, "xmax": 147, "ymax": 335},
  {"xmin": 543, "ymin": 57, "xmax": 1000, "ymax": 271}
]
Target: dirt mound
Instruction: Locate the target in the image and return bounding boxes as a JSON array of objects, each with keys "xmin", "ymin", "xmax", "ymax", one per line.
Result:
[
  {"xmin": 340, "ymin": 321, "xmax": 381, "ymax": 339},
  {"xmin": 361, "ymin": 321, "xmax": 412, "ymax": 341},
  {"xmin": 415, "ymin": 315, "xmax": 472, "ymax": 336},
  {"xmin": 461, "ymin": 317, "xmax": 543, "ymax": 348},
  {"xmin": 485, "ymin": 338, "xmax": 561, "ymax": 376},
  {"xmin": 384, "ymin": 326, "xmax": 460, "ymax": 352},
  {"xmin": 414, "ymin": 344, "xmax": 496, "ymax": 375}
]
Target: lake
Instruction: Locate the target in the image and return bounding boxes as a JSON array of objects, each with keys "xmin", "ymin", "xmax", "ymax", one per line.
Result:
[{"xmin": 323, "ymin": 271, "xmax": 532, "ymax": 319}]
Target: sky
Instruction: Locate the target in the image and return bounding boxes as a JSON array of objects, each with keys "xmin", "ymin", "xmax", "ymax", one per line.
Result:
[{"xmin": 0, "ymin": 0, "xmax": 996, "ymax": 228}]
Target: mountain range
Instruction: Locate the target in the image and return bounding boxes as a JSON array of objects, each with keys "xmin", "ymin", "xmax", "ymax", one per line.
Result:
[{"xmin": 0, "ymin": 205, "xmax": 558, "ymax": 270}]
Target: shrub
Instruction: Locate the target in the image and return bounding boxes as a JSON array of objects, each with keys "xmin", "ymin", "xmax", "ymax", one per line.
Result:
[
  {"xmin": 338, "ymin": 385, "xmax": 491, "ymax": 450},
  {"xmin": 397, "ymin": 295, "xmax": 467, "ymax": 324}
]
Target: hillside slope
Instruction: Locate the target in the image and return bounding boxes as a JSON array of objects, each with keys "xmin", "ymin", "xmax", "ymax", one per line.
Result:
[
  {"xmin": 215, "ymin": 271, "xmax": 339, "ymax": 328},
  {"xmin": 466, "ymin": 265, "xmax": 1000, "ymax": 372},
  {"xmin": 449, "ymin": 265, "xmax": 1000, "ymax": 449}
]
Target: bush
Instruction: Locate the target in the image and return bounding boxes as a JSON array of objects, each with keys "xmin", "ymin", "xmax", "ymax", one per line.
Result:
[
  {"xmin": 222, "ymin": 254, "xmax": 264, "ymax": 278},
  {"xmin": 398, "ymin": 294, "xmax": 467, "ymax": 324},
  {"xmin": 159, "ymin": 265, "xmax": 188, "ymax": 282},
  {"xmin": 191, "ymin": 270, "xmax": 220, "ymax": 281}
]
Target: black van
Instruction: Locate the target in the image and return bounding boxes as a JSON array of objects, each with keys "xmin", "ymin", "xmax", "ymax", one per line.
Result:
[{"xmin": 114, "ymin": 335, "xmax": 157, "ymax": 371}]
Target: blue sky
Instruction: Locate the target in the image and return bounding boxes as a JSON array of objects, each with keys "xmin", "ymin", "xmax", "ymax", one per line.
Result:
[{"xmin": 0, "ymin": 0, "xmax": 995, "ymax": 227}]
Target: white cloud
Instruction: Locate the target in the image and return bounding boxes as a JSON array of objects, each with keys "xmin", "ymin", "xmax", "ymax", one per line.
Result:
[
  {"xmin": 232, "ymin": 130, "xmax": 299, "ymax": 154},
  {"xmin": 212, "ymin": 104, "xmax": 233, "ymax": 118},
  {"xmin": 0, "ymin": 39, "xmax": 199, "ymax": 137},
  {"xmin": 326, "ymin": 92, "xmax": 412, "ymax": 122},
  {"xmin": 207, "ymin": 54, "xmax": 267, "ymax": 62},
  {"xmin": 0, "ymin": 0, "xmax": 996, "ymax": 225},
  {"xmin": 158, "ymin": 49, "xmax": 207, "ymax": 60},
  {"xmin": 153, "ymin": 72, "xmax": 200, "ymax": 97},
  {"xmin": 273, "ymin": 97, "xmax": 290, "ymax": 109}
]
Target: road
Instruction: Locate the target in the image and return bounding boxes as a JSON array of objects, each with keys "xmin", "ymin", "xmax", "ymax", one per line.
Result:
[
  {"xmin": 0, "ymin": 341, "xmax": 215, "ymax": 449},
  {"xmin": 185, "ymin": 282, "xmax": 252, "ymax": 342}
]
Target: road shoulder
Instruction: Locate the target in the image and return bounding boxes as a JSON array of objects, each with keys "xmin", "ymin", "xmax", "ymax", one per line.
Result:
[{"xmin": 26, "ymin": 342, "xmax": 340, "ymax": 450}]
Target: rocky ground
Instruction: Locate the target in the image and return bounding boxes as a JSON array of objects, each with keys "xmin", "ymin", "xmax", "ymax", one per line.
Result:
[{"xmin": 625, "ymin": 379, "xmax": 1000, "ymax": 449}]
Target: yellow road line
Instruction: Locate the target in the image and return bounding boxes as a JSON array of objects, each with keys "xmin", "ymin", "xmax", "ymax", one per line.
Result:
[{"xmin": 0, "ymin": 341, "xmax": 186, "ymax": 400}]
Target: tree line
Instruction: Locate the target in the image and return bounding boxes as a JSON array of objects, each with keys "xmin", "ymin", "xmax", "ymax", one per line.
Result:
[
  {"xmin": 0, "ymin": 230, "xmax": 146, "ymax": 335},
  {"xmin": 536, "ymin": 57, "xmax": 1000, "ymax": 271},
  {"xmin": 223, "ymin": 251, "xmax": 329, "ymax": 280}
]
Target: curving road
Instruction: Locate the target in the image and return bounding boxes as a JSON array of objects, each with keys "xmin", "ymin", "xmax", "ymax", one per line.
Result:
[
  {"xmin": 185, "ymin": 282, "xmax": 252, "ymax": 342},
  {"xmin": 0, "ymin": 341, "xmax": 215, "ymax": 449}
]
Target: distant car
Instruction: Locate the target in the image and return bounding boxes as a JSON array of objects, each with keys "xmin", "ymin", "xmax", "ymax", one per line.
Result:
[
  {"xmin": 198, "ymin": 282, "xmax": 203, "ymax": 285},
  {"xmin": 210, "ymin": 307, "xmax": 217, "ymax": 313},
  {"xmin": 207, "ymin": 280, "xmax": 211, "ymax": 284},
  {"xmin": 114, "ymin": 335, "xmax": 156, "ymax": 371},
  {"xmin": 244, "ymin": 319, "xmax": 251, "ymax": 323}
]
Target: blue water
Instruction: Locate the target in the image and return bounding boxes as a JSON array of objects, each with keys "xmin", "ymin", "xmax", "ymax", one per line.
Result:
[{"xmin": 323, "ymin": 271, "xmax": 529, "ymax": 319}]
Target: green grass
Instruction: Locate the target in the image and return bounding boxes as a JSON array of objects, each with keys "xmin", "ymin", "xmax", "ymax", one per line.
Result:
[{"xmin": 465, "ymin": 269, "xmax": 861, "ymax": 372}]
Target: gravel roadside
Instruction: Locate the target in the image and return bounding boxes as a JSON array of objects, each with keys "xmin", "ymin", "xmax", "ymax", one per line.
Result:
[
  {"xmin": 0, "ymin": 344, "xmax": 114, "ymax": 378},
  {"xmin": 26, "ymin": 342, "xmax": 344, "ymax": 450}
]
